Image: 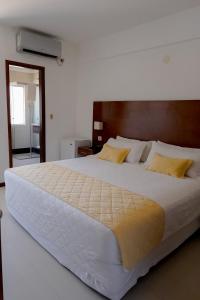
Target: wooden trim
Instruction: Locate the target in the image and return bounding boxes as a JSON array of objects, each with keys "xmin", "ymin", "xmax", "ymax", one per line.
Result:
[
  {"xmin": 5, "ymin": 60, "xmax": 45, "ymax": 71},
  {"xmin": 39, "ymin": 67, "xmax": 46, "ymax": 162},
  {"xmin": 0, "ymin": 183, "xmax": 5, "ymax": 188},
  {"xmin": 93, "ymin": 100, "xmax": 200, "ymax": 149},
  {"xmin": 5, "ymin": 61, "xmax": 12, "ymax": 168},
  {"xmin": 5, "ymin": 60, "xmax": 46, "ymax": 167}
]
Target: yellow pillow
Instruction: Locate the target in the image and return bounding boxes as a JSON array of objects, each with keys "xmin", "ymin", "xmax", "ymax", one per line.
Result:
[
  {"xmin": 146, "ymin": 153, "xmax": 193, "ymax": 178},
  {"xmin": 98, "ymin": 144, "xmax": 130, "ymax": 164}
]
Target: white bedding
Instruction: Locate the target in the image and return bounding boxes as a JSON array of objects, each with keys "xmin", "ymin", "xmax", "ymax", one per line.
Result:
[{"xmin": 5, "ymin": 156, "xmax": 200, "ymax": 299}]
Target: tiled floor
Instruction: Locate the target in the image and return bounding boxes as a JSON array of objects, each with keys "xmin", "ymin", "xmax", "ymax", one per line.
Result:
[{"xmin": 0, "ymin": 187, "xmax": 199, "ymax": 300}]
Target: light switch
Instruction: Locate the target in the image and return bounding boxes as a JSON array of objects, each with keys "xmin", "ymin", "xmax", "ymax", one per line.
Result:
[
  {"xmin": 98, "ymin": 136, "xmax": 102, "ymax": 141},
  {"xmin": 50, "ymin": 114, "xmax": 54, "ymax": 120}
]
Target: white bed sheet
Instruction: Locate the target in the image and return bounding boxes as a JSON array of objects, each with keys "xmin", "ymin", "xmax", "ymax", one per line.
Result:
[{"xmin": 5, "ymin": 156, "xmax": 200, "ymax": 299}]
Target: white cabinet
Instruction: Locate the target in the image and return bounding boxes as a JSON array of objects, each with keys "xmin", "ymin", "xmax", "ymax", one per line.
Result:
[{"xmin": 60, "ymin": 138, "xmax": 91, "ymax": 160}]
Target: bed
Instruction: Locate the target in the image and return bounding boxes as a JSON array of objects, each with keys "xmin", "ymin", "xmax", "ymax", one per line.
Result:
[
  {"xmin": 4, "ymin": 100, "xmax": 200, "ymax": 300},
  {"xmin": 4, "ymin": 156, "xmax": 200, "ymax": 299}
]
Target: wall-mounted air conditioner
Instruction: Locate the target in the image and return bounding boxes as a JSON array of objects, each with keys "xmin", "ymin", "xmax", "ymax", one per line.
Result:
[{"xmin": 16, "ymin": 30, "xmax": 62, "ymax": 59}]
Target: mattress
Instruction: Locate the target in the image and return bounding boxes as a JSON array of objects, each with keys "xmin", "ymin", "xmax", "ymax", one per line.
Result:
[{"xmin": 5, "ymin": 156, "xmax": 200, "ymax": 299}]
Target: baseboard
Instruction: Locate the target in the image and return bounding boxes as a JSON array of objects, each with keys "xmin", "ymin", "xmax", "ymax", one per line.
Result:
[
  {"xmin": 12, "ymin": 148, "xmax": 40, "ymax": 155},
  {"xmin": 0, "ymin": 183, "xmax": 5, "ymax": 188},
  {"xmin": 32, "ymin": 147, "xmax": 40, "ymax": 154},
  {"xmin": 12, "ymin": 148, "xmax": 30, "ymax": 154}
]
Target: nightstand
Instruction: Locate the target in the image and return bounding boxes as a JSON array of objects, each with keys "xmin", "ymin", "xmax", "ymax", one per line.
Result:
[
  {"xmin": 78, "ymin": 146, "xmax": 94, "ymax": 157},
  {"xmin": 78, "ymin": 145, "xmax": 102, "ymax": 157},
  {"xmin": 60, "ymin": 138, "xmax": 91, "ymax": 159}
]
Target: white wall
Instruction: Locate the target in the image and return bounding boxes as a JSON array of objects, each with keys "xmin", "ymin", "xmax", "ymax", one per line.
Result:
[
  {"xmin": 76, "ymin": 6, "xmax": 200, "ymax": 139},
  {"xmin": 0, "ymin": 25, "xmax": 78, "ymax": 182}
]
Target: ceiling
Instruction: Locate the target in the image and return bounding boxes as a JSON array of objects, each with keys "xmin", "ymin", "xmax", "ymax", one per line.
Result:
[{"xmin": 1, "ymin": 0, "xmax": 200, "ymax": 43}]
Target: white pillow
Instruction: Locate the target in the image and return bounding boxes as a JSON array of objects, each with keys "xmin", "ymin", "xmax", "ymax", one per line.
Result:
[
  {"xmin": 146, "ymin": 141, "xmax": 200, "ymax": 178},
  {"xmin": 187, "ymin": 161, "xmax": 200, "ymax": 178},
  {"xmin": 158, "ymin": 141, "xmax": 200, "ymax": 155},
  {"xmin": 107, "ymin": 138, "xmax": 146, "ymax": 163},
  {"xmin": 116, "ymin": 136, "xmax": 152, "ymax": 162}
]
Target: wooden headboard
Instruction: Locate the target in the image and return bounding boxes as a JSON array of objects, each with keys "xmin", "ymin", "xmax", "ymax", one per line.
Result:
[{"xmin": 93, "ymin": 100, "xmax": 200, "ymax": 148}]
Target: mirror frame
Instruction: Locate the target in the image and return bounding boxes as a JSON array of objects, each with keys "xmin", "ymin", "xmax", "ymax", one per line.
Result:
[{"xmin": 5, "ymin": 60, "xmax": 46, "ymax": 167}]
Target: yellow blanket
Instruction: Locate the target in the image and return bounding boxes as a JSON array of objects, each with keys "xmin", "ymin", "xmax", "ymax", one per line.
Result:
[{"xmin": 11, "ymin": 163, "xmax": 165, "ymax": 269}]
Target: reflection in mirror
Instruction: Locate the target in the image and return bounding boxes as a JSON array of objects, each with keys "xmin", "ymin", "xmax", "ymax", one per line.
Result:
[{"xmin": 9, "ymin": 65, "xmax": 41, "ymax": 167}]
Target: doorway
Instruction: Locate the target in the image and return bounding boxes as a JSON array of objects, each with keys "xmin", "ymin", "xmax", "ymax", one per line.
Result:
[{"xmin": 6, "ymin": 60, "xmax": 46, "ymax": 167}]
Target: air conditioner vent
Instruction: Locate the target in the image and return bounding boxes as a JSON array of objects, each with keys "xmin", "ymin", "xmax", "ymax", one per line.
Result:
[{"xmin": 17, "ymin": 30, "xmax": 62, "ymax": 59}]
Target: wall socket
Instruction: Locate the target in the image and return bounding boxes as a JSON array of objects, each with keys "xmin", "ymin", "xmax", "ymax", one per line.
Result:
[{"xmin": 98, "ymin": 136, "xmax": 102, "ymax": 141}]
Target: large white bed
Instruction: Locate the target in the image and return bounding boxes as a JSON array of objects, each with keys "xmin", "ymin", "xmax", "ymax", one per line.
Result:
[{"xmin": 5, "ymin": 156, "xmax": 200, "ymax": 300}]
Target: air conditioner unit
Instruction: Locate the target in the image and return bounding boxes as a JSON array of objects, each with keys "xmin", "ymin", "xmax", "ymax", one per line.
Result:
[{"xmin": 16, "ymin": 30, "xmax": 62, "ymax": 59}]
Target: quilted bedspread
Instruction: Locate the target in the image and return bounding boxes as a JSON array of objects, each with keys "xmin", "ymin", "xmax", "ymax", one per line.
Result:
[{"xmin": 11, "ymin": 162, "xmax": 165, "ymax": 269}]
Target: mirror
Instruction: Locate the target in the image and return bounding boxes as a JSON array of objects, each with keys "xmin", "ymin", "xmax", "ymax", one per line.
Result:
[{"xmin": 7, "ymin": 64, "xmax": 45, "ymax": 167}]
